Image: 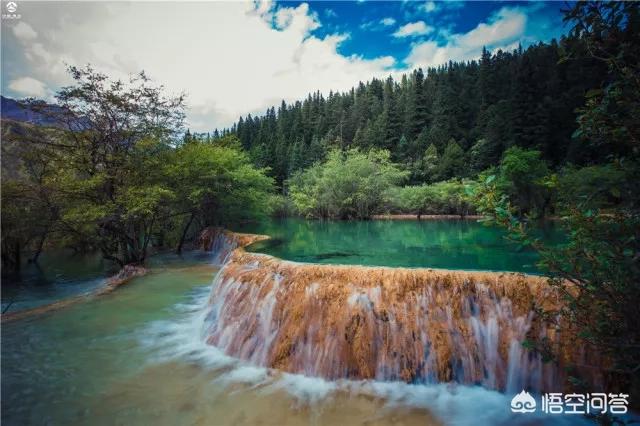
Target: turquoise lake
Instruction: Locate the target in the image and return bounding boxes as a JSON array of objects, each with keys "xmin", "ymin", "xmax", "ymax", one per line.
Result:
[{"xmin": 233, "ymin": 218, "xmax": 562, "ymax": 274}]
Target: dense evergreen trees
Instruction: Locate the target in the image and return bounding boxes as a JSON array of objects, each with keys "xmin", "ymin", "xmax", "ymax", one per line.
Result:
[{"xmin": 224, "ymin": 36, "xmax": 607, "ymax": 186}]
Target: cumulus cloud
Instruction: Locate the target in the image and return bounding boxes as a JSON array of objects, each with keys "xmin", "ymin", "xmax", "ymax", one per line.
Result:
[
  {"xmin": 12, "ymin": 22, "xmax": 38, "ymax": 41},
  {"xmin": 1, "ymin": 2, "xmax": 396, "ymax": 131},
  {"xmin": 381, "ymin": 17, "xmax": 396, "ymax": 26},
  {"xmin": 273, "ymin": 3, "xmax": 320, "ymax": 35},
  {"xmin": 8, "ymin": 76, "xmax": 48, "ymax": 97},
  {"xmin": 324, "ymin": 8, "xmax": 337, "ymax": 18},
  {"xmin": 393, "ymin": 21, "xmax": 434, "ymax": 38},
  {"xmin": 405, "ymin": 7, "xmax": 526, "ymax": 68},
  {"xmin": 0, "ymin": 2, "xmax": 555, "ymax": 130},
  {"xmin": 422, "ymin": 2, "xmax": 437, "ymax": 13},
  {"xmin": 360, "ymin": 17, "xmax": 397, "ymax": 31}
]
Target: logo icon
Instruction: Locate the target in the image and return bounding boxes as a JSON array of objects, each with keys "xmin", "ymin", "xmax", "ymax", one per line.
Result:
[
  {"xmin": 6, "ymin": 1, "xmax": 17, "ymax": 13},
  {"xmin": 511, "ymin": 390, "xmax": 537, "ymax": 413}
]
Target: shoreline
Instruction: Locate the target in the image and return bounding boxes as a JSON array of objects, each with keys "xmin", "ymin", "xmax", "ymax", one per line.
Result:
[
  {"xmin": 372, "ymin": 214, "xmax": 485, "ymax": 220},
  {"xmin": 1, "ymin": 264, "xmax": 147, "ymax": 323}
]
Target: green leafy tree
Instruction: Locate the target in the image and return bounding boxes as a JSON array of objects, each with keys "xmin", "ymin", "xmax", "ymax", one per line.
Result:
[
  {"xmin": 389, "ymin": 180, "xmax": 478, "ymax": 218},
  {"xmin": 289, "ymin": 148, "xmax": 408, "ymax": 219},
  {"xmin": 13, "ymin": 66, "xmax": 186, "ymax": 266},
  {"xmin": 1, "ymin": 121, "xmax": 63, "ymax": 273},
  {"xmin": 498, "ymin": 147, "xmax": 552, "ymax": 217},
  {"xmin": 1, "ymin": 67, "xmax": 274, "ymax": 270},
  {"xmin": 166, "ymin": 135, "xmax": 274, "ymax": 253},
  {"xmin": 476, "ymin": 2, "xmax": 640, "ymax": 414}
]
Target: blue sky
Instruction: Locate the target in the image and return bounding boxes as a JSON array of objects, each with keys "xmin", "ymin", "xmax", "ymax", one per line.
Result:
[
  {"xmin": 276, "ymin": 1, "xmax": 568, "ymax": 68},
  {"xmin": 1, "ymin": 1, "xmax": 571, "ymax": 131}
]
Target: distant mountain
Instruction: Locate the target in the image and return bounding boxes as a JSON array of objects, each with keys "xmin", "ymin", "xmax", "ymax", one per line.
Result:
[{"xmin": 1, "ymin": 96, "xmax": 62, "ymax": 126}]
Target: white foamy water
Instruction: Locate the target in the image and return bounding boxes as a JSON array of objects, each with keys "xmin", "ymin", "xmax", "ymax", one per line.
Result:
[
  {"xmin": 138, "ymin": 273, "xmax": 591, "ymax": 426},
  {"xmin": 203, "ymin": 261, "xmax": 561, "ymax": 391}
]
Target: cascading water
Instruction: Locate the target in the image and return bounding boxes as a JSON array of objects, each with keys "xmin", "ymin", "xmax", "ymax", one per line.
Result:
[
  {"xmin": 199, "ymin": 227, "xmax": 269, "ymax": 266},
  {"xmin": 201, "ymin": 229, "xmax": 602, "ymax": 395}
]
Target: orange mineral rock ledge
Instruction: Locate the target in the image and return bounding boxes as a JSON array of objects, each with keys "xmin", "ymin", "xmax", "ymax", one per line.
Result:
[{"xmin": 201, "ymin": 228, "xmax": 606, "ymax": 394}]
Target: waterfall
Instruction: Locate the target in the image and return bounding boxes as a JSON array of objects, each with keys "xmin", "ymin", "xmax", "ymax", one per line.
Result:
[
  {"xmin": 200, "ymin": 227, "xmax": 268, "ymax": 266},
  {"xmin": 202, "ymin": 231, "xmax": 602, "ymax": 394}
]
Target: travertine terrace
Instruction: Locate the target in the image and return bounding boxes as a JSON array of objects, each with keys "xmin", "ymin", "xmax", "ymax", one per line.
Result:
[{"xmin": 201, "ymin": 229, "xmax": 603, "ymax": 393}]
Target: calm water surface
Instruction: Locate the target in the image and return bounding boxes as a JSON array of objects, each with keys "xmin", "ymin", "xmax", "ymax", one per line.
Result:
[
  {"xmin": 1, "ymin": 250, "xmax": 213, "ymax": 314},
  {"xmin": 234, "ymin": 218, "xmax": 561, "ymax": 274}
]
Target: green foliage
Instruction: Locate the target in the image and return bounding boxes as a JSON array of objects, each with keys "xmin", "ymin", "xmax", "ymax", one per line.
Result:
[
  {"xmin": 468, "ymin": 138, "xmax": 498, "ymax": 174},
  {"xmin": 266, "ymin": 194, "xmax": 295, "ymax": 218},
  {"xmin": 288, "ymin": 148, "xmax": 408, "ymax": 219},
  {"xmin": 557, "ymin": 162, "xmax": 635, "ymax": 210},
  {"xmin": 167, "ymin": 135, "xmax": 273, "ymax": 224},
  {"xmin": 421, "ymin": 143, "xmax": 439, "ymax": 181},
  {"xmin": 475, "ymin": 1, "xmax": 640, "ymax": 411},
  {"xmin": 228, "ymin": 36, "xmax": 610, "ymax": 186},
  {"xmin": 436, "ymin": 139, "xmax": 466, "ymax": 181},
  {"xmin": 388, "ymin": 179, "xmax": 478, "ymax": 217},
  {"xmin": 497, "ymin": 147, "xmax": 552, "ymax": 218},
  {"xmin": 164, "ymin": 134, "xmax": 274, "ymax": 252},
  {"xmin": 1, "ymin": 122, "xmax": 62, "ymax": 270},
  {"xmin": 1, "ymin": 68, "xmax": 274, "ymax": 270}
]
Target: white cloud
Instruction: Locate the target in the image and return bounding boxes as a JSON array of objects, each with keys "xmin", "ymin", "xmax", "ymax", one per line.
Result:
[
  {"xmin": 381, "ymin": 17, "xmax": 396, "ymax": 26},
  {"xmin": 24, "ymin": 43, "xmax": 53, "ymax": 64},
  {"xmin": 2, "ymin": 2, "xmax": 396, "ymax": 131},
  {"xmin": 1, "ymin": 2, "xmax": 550, "ymax": 131},
  {"xmin": 422, "ymin": 2, "xmax": 437, "ymax": 13},
  {"xmin": 393, "ymin": 21, "xmax": 434, "ymax": 38},
  {"xmin": 8, "ymin": 77, "xmax": 48, "ymax": 97},
  {"xmin": 12, "ymin": 22, "xmax": 38, "ymax": 41},
  {"xmin": 274, "ymin": 3, "xmax": 320, "ymax": 35},
  {"xmin": 360, "ymin": 17, "xmax": 396, "ymax": 31},
  {"xmin": 405, "ymin": 7, "xmax": 526, "ymax": 68},
  {"xmin": 324, "ymin": 8, "xmax": 337, "ymax": 18},
  {"xmin": 254, "ymin": 0, "xmax": 274, "ymax": 17},
  {"xmin": 456, "ymin": 8, "xmax": 525, "ymax": 48}
]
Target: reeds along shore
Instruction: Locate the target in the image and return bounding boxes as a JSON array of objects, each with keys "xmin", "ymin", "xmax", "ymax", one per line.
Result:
[{"xmin": 201, "ymin": 228, "xmax": 606, "ymax": 393}]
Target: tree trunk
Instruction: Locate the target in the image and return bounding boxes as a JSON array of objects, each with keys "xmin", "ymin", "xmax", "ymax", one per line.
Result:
[
  {"xmin": 28, "ymin": 229, "xmax": 48, "ymax": 264},
  {"xmin": 176, "ymin": 213, "xmax": 195, "ymax": 254},
  {"xmin": 14, "ymin": 240, "xmax": 21, "ymax": 272},
  {"xmin": 1, "ymin": 239, "xmax": 21, "ymax": 274}
]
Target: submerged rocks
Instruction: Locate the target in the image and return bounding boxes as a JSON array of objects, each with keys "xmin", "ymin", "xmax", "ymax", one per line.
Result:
[
  {"xmin": 2, "ymin": 264, "xmax": 147, "ymax": 323},
  {"xmin": 107, "ymin": 264, "xmax": 148, "ymax": 288}
]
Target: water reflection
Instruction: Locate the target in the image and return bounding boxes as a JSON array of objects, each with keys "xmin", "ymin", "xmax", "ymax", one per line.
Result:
[{"xmin": 234, "ymin": 218, "xmax": 562, "ymax": 274}]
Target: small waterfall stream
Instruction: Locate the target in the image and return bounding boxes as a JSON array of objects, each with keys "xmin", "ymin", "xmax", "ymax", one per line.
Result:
[{"xmin": 200, "ymin": 230, "xmax": 597, "ymax": 394}]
